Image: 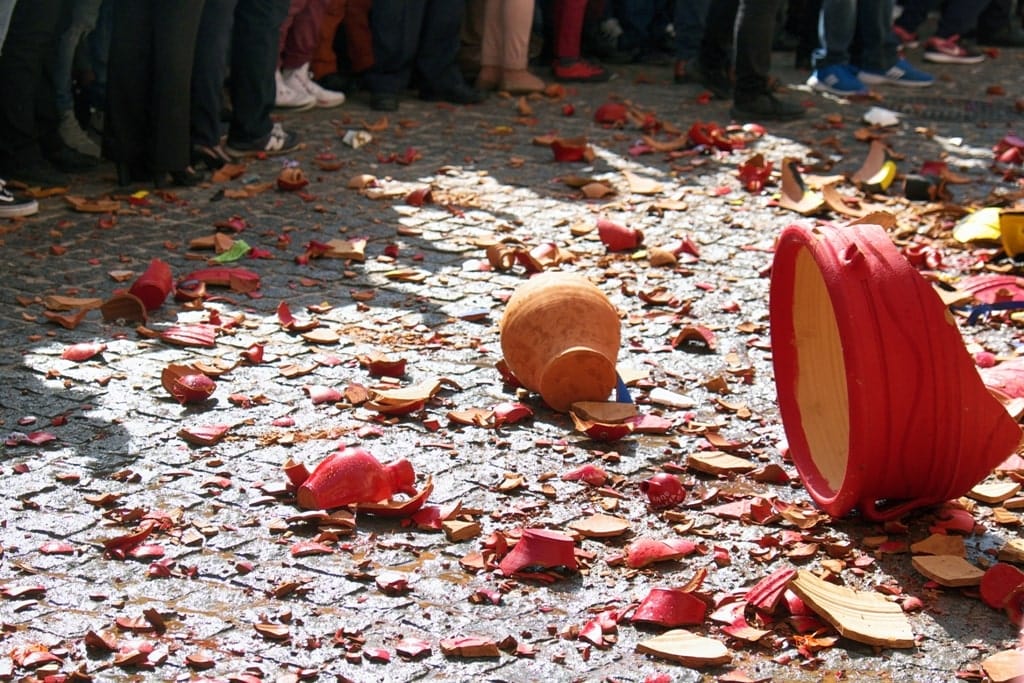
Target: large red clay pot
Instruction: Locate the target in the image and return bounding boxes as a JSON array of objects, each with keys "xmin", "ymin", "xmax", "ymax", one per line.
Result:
[
  {"xmin": 499, "ymin": 272, "xmax": 621, "ymax": 412},
  {"xmin": 770, "ymin": 220, "xmax": 1022, "ymax": 520}
]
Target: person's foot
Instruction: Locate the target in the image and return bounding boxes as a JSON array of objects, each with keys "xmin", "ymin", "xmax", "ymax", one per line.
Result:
[
  {"xmin": 699, "ymin": 65, "xmax": 733, "ymax": 100},
  {"xmin": 156, "ymin": 166, "xmax": 206, "ymax": 189},
  {"xmin": 0, "ymin": 178, "xmax": 39, "ymax": 218},
  {"xmin": 857, "ymin": 58, "xmax": 935, "ymax": 86},
  {"xmin": 419, "ymin": 82, "xmax": 486, "ymax": 105},
  {"xmin": 58, "ymin": 110, "xmax": 100, "ymax": 158},
  {"xmin": 923, "ymin": 35, "xmax": 985, "ymax": 64},
  {"xmin": 476, "ymin": 65, "xmax": 501, "ymax": 91},
  {"xmin": 44, "ymin": 142, "xmax": 100, "ymax": 173},
  {"xmin": 673, "ymin": 58, "xmax": 705, "ymax": 84},
  {"xmin": 370, "ymin": 93, "xmax": 400, "ymax": 111},
  {"xmin": 892, "ymin": 24, "xmax": 920, "ymax": 49},
  {"xmin": 730, "ymin": 91, "xmax": 805, "ymax": 122},
  {"xmin": 316, "ymin": 72, "xmax": 354, "ymax": 94},
  {"xmin": 191, "ymin": 143, "xmax": 232, "ymax": 171},
  {"xmin": 274, "ymin": 70, "xmax": 316, "ymax": 111},
  {"xmin": 282, "ymin": 63, "xmax": 346, "ymax": 108},
  {"xmin": 551, "ymin": 58, "xmax": 610, "ymax": 83},
  {"xmin": 807, "ymin": 64, "xmax": 868, "ymax": 96},
  {"xmin": 224, "ymin": 122, "xmax": 301, "ymax": 157},
  {"xmin": 500, "ymin": 69, "xmax": 545, "ymax": 94}
]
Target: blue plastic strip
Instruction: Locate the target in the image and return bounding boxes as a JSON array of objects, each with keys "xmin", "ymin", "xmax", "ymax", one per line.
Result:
[
  {"xmin": 965, "ymin": 300, "xmax": 1024, "ymax": 325},
  {"xmin": 615, "ymin": 373, "xmax": 633, "ymax": 404}
]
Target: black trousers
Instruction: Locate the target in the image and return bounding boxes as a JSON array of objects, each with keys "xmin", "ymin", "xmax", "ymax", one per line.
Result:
[
  {"xmin": 700, "ymin": 0, "xmax": 784, "ymax": 101},
  {"xmin": 103, "ymin": 0, "xmax": 204, "ymax": 172},
  {"xmin": 227, "ymin": 0, "xmax": 290, "ymax": 145},
  {"xmin": 0, "ymin": 0, "xmax": 71, "ymax": 159},
  {"xmin": 363, "ymin": 0, "xmax": 466, "ymax": 95}
]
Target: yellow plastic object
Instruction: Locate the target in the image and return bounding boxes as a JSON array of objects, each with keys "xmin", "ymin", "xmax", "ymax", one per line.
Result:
[
  {"xmin": 952, "ymin": 207, "xmax": 1002, "ymax": 245},
  {"xmin": 999, "ymin": 209, "xmax": 1024, "ymax": 258}
]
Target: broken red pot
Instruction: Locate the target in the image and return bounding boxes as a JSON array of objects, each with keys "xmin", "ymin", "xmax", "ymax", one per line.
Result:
[
  {"xmin": 597, "ymin": 218, "xmax": 643, "ymax": 252},
  {"xmin": 631, "ymin": 587, "xmax": 708, "ymax": 627},
  {"xmin": 499, "ymin": 272, "xmax": 621, "ymax": 412},
  {"xmin": 296, "ymin": 446, "xmax": 416, "ymax": 510},
  {"xmin": 770, "ymin": 219, "xmax": 1023, "ymax": 520},
  {"xmin": 640, "ymin": 473, "xmax": 686, "ymax": 509},
  {"xmin": 499, "ymin": 528, "xmax": 578, "ymax": 576},
  {"xmin": 594, "ymin": 101, "xmax": 628, "ymax": 126},
  {"xmin": 276, "ymin": 166, "xmax": 309, "ymax": 191},
  {"xmin": 128, "ymin": 259, "xmax": 173, "ymax": 311}
]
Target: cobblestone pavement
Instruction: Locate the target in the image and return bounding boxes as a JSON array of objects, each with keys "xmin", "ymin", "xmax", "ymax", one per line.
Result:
[{"xmin": 1, "ymin": 45, "xmax": 1022, "ymax": 683}]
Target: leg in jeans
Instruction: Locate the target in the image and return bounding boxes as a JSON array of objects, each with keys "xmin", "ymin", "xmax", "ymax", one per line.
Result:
[
  {"xmin": 52, "ymin": 0, "xmax": 102, "ymax": 114},
  {"xmin": 414, "ymin": 0, "xmax": 465, "ymax": 93},
  {"xmin": 732, "ymin": 0, "xmax": 783, "ymax": 101},
  {"xmin": 812, "ymin": 0, "xmax": 855, "ymax": 69},
  {"xmin": 191, "ymin": 0, "xmax": 238, "ymax": 149},
  {"xmin": 363, "ymin": 0, "xmax": 423, "ymax": 94},
  {"xmin": 893, "ymin": 0, "xmax": 931, "ymax": 34},
  {"xmin": 934, "ymin": 0, "xmax": 986, "ymax": 38},
  {"xmin": 673, "ymin": 0, "xmax": 710, "ymax": 62},
  {"xmin": 615, "ymin": 0, "xmax": 655, "ymax": 54},
  {"xmin": 853, "ymin": 0, "xmax": 894, "ymax": 71},
  {"xmin": 229, "ymin": 0, "xmax": 290, "ymax": 144}
]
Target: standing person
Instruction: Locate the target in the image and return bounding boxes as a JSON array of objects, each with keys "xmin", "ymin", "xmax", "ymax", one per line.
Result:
[
  {"xmin": 698, "ymin": 0, "xmax": 804, "ymax": 121},
  {"xmin": 672, "ymin": 0, "xmax": 710, "ymax": 83},
  {"xmin": 551, "ymin": 0, "xmax": 611, "ymax": 81},
  {"xmin": 893, "ymin": 0, "xmax": 987, "ymax": 61},
  {"xmin": 0, "ymin": 0, "xmax": 99, "ymax": 188},
  {"xmin": 363, "ymin": 0, "xmax": 485, "ymax": 111},
  {"xmin": 476, "ymin": 0, "xmax": 546, "ymax": 94},
  {"xmin": 52, "ymin": 0, "xmax": 102, "ymax": 158},
  {"xmin": 275, "ymin": 0, "xmax": 346, "ymax": 109},
  {"xmin": 222, "ymin": 0, "xmax": 302, "ymax": 157},
  {"xmin": 104, "ymin": 0, "xmax": 205, "ymax": 187},
  {"xmin": 0, "ymin": 0, "xmax": 40, "ymax": 217}
]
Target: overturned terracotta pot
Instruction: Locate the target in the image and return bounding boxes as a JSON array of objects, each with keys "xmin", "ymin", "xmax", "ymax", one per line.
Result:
[
  {"xmin": 500, "ymin": 272, "xmax": 621, "ymax": 412},
  {"xmin": 770, "ymin": 220, "xmax": 1022, "ymax": 520}
]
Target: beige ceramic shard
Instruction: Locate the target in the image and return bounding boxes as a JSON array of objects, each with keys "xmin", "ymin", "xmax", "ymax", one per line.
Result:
[
  {"xmin": 568, "ymin": 513, "xmax": 631, "ymax": 538},
  {"xmin": 968, "ymin": 481, "xmax": 1021, "ymax": 504},
  {"xmin": 687, "ymin": 451, "xmax": 756, "ymax": 476},
  {"xmin": 635, "ymin": 629, "xmax": 731, "ymax": 667},
  {"xmin": 982, "ymin": 649, "xmax": 1024, "ymax": 683},
  {"xmin": 789, "ymin": 571, "xmax": 915, "ymax": 648},
  {"xmin": 912, "ymin": 555, "xmax": 985, "ymax": 587},
  {"xmin": 778, "ymin": 158, "xmax": 825, "ymax": 215},
  {"xmin": 909, "ymin": 534, "xmax": 966, "ymax": 557}
]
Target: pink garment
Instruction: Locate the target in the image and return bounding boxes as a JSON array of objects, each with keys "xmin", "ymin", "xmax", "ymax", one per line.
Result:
[
  {"xmin": 480, "ymin": 0, "xmax": 534, "ymax": 69},
  {"xmin": 279, "ymin": 0, "xmax": 330, "ymax": 69}
]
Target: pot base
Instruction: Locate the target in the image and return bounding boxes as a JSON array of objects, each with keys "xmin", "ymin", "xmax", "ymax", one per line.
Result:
[{"xmin": 540, "ymin": 346, "xmax": 617, "ymax": 413}]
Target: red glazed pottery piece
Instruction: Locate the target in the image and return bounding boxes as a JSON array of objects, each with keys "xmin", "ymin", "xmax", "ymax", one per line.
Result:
[
  {"xmin": 129, "ymin": 259, "xmax": 173, "ymax": 311},
  {"xmin": 296, "ymin": 446, "xmax": 416, "ymax": 510},
  {"xmin": 499, "ymin": 528, "xmax": 578, "ymax": 576},
  {"xmin": 499, "ymin": 272, "xmax": 621, "ymax": 412},
  {"xmin": 640, "ymin": 473, "xmax": 686, "ymax": 509},
  {"xmin": 770, "ymin": 220, "xmax": 1022, "ymax": 520}
]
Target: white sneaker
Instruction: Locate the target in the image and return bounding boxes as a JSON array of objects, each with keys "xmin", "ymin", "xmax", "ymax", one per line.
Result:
[
  {"xmin": 282, "ymin": 63, "xmax": 345, "ymax": 109},
  {"xmin": 58, "ymin": 111, "xmax": 100, "ymax": 158},
  {"xmin": 274, "ymin": 70, "xmax": 316, "ymax": 111}
]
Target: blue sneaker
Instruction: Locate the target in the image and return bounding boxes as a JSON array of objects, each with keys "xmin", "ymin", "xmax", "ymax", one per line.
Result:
[
  {"xmin": 807, "ymin": 64, "xmax": 868, "ymax": 96},
  {"xmin": 857, "ymin": 58, "xmax": 934, "ymax": 87}
]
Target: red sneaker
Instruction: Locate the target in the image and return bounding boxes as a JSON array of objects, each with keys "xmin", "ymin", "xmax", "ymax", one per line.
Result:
[
  {"xmin": 552, "ymin": 59, "xmax": 610, "ymax": 83},
  {"xmin": 923, "ymin": 34, "xmax": 985, "ymax": 64},
  {"xmin": 892, "ymin": 24, "xmax": 919, "ymax": 49}
]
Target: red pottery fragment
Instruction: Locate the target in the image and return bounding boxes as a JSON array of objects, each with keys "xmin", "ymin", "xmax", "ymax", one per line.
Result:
[
  {"xmin": 632, "ymin": 587, "xmax": 708, "ymax": 627},
  {"xmin": 283, "ymin": 458, "xmax": 311, "ymax": 487},
  {"xmin": 640, "ymin": 473, "xmax": 686, "ymax": 509},
  {"xmin": 62, "ymin": 342, "xmax": 107, "ymax": 362},
  {"xmin": 358, "ymin": 477, "xmax": 433, "ymax": 517},
  {"xmin": 170, "ymin": 374, "xmax": 216, "ymax": 405},
  {"xmin": 625, "ymin": 537, "xmax": 697, "ymax": 569},
  {"xmin": 296, "ymin": 446, "xmax": 416, "ymax": 510},
  {"xmin": 597, "ymin": 218, "xmax": 643, "ymax": 251},
  {"xmin": 180, "ymin": 267, "xmax": 260, "ymax": 294},
  {"xmin": 770, "ymin": 220, "xmax": 1023, "ymax": 520},
  {"xmin": 128, "ymin": 259, "xmax": 173, "ymax": 311},
  {"xmin": 980, "ymin": 563, "xmax": 1024, "ymax": 610},
  {"xmin": 276, "ymin": 166, "xmax": 309, "ymax": 191},
  {"xmin": 550, "ymin": 136, "xmax": 589, "ymax": 163},
  {"xmin": 594, "ymin": 102, "xmax": 628, "ymax": 126},
  {"xmin": 958, "ymin": 274, "xmax": 1024, "ymax": 304},
  {"xmin": 562, "ymin": 463, "xmax": 608, "ymax": 486},
  {"xmin": 499, "ymin": 528, "xmax": 578, "ymax": 576},
  {"xmin": 745, "ymin": 567, "xmax": 797, "ymax": 612}
]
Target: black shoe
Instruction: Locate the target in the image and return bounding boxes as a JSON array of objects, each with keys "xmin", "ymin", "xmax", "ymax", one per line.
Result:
[
  {"xmin": 700, "ymin": 66, "xmax": 733, "ymax": 100},
  {"xmin": 116, "ymin": 161, "xmax": 151, "ymax": 187},
  {"xmin": 370, "ymin": 93, "xmax": 399, "ymax": 111},
  {"xmin": 978, "ymin": 26, "xmax": 1024, "ymax": 47},
  {"xmin": 730, "ymin": 92, "xmax": 805, "ymax": 122},
  {"xmin": 317, "ymin": 72, "xmax": 354, "ymax": 93},
  {"xmin": 156, "ymin": 166, "xmax": 206, "ymax": 189},
  {"xmin": 191, "ymin": 144, "xmax": 232, "ymax": 171},
  {"xmin": 419, "ymin": 82, "xmax": 486, "ymax": 105},
  {"xmin": 634, "ymin": 49, "xmax": 673, "ymax": 66},
  {"xmin": 44, "ymin": 142, "xmax": 100, "ymax": 173},
  {"xmin": 0, "ymin": 158, "xmax": 70, "ymax": 188}
]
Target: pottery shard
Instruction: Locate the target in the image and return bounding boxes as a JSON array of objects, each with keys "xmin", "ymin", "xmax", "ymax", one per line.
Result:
[
  {"xmin": 567, "ymin": 513, "xmax": 631, "ymax": 538},
  {"xmin": 909, "ymin": 533, "xmax": 966, "ymax": 557},
  {"xmin": 912, "ymin": 555, "xmax": 985, "ymax": 587},
  {"xmin": 442, "ymin": 520, "xmax": 481, "ymax": 542},
  {"xmin": 789, "ymin": 571, "xmax": 915, "ymax": 648},
  {"xmin": 998, "ymin": 538, "xmax": 1024, "ymax": 564},
  {"xmin": 981, "ymin": 649, "xmax": 1024, "ymax": 683},
  {"xmin": 635, "ymin": 629, "xmax": 731, "ymax": 667},
  {"xmin": 969, "ymin": 481, "xmax": 1022, "ymax": 505},
  {"xmin": 687, "ymin": 451, "xmax": 756, "ymax": 476}
]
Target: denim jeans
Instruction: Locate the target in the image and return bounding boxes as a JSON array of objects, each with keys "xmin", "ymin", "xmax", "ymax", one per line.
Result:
[
  {"xmin": 673, "ymin": 0, "xmax": 710, "ymax": 61},
  {"xmin": 228, "ymin": 0, "xmax": 290, "ymax": 144},
  {"xmin": 52, "ymin": 0, "xmax": 102, "ymax": 113},
  {"xmin": 0, "ymin": 0, "xmax": 16, "ymax": 49},
  {"xmin": 852, "ymin": 0, "xmax": 897, "ymax": 72},
  {"xmin": 812, "ymin": 0, "xmax": 855, "ymax": 68}
]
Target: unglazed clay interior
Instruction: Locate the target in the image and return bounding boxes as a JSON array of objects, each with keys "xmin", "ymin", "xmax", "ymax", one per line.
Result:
[{"xmin": 792, "ymin": 247, "xmax": 849, "ymax": 492}]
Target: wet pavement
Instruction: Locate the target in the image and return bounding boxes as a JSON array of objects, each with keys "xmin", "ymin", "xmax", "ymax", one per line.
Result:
[{"xmin": 1, "ymin": 44, "xmax": 1023, "ymax": 682}]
